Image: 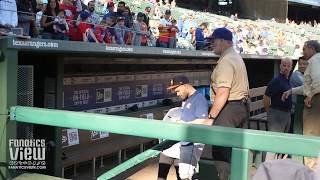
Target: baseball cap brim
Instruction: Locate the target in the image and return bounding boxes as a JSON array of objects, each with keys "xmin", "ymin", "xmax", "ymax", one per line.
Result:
[{"xmin": 167, "ymin": 84, "xmax": 181, "ymax": 90}]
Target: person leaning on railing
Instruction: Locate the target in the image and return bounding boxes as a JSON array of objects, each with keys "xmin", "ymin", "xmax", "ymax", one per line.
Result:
[
  {"xmin": 40, "ymin": 0, "xmax": 60, "ymax": 39},
  {"xmin": 282, "ymin": 40, "xmax": 320, "ymax": 170},
  {"xmin": 17, "ymin": 0, "xmax": 37, "ymax": 37},
  {"xmin": 132, "ymin": 12, "xmax": 149, "ymax": 46},
  {"xmin": 158, "ymin": 9, "xmax": 172, "ymax": 48}
]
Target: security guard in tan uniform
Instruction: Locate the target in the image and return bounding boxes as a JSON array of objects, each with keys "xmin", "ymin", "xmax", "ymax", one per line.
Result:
[{"xmin": 208, "ymin": 27, "xmax": 250, "ymax": 180}]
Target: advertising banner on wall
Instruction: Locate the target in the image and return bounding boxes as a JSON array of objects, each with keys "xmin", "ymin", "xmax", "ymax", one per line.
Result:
[{"xmin": 62, "ymin": 73, "xmax": 186, "ymax": 112}]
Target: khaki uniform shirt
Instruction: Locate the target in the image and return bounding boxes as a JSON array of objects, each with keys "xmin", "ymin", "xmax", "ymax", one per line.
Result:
[
  {"xmin": 292, "ymin": 53, "xmax": 320, "ymax": 98},
  {"xmin": 210, "ymin": 47, "xmax": 249, "ymax": 101}
]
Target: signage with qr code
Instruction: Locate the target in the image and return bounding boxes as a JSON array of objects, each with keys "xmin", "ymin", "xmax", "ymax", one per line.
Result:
[
  {"xmin": 136, "ymin": 85, "xmax": 148, "ymax": 98},
  {"xmin": 118, "ymin": 86, "xmax": 131, "ymax": 101},
  {"xmin": 90, "ymin": 131, "xmax": 100, "ymax": 140},
  {"xmin": 91, "ymin": 131, "xmax": 109, "ymax": 140},
  {"xmin": 67, "ymin": 129, "xmax": 79, "ymax": 146},
  {"xmin": 96, "ymin": 88, "xmax": 112, "ymax": 103},
  {"xmin": 153, "ymin": 83, "xmax": 163, "ymax": 95},
  {"xmin": 99, "ymin": 132, "xmax": 109, "ymax": 138}
]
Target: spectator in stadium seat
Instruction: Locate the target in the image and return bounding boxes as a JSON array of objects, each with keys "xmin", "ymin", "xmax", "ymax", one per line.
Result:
[
  {"xmin": 123, "ymin": 6, "xmax": 134, "ymax": 44},
  {"xmin": 158, "ymin": 9, "xmax": 172, "ymax": 48},
  {"xmin": 35, "ymin": 3, "xmax": 46, "ymax": 35},
  {"xmin": 76, "ymin": 1, "xmax": 100, "ymax": 26},
  {"xmin": 102, "ymin": 1, "xmax": 116, "ymax": 21},
  {"xmin": 177, "ymin": 14, "xmax": 187, "ymax": 38},
  {"xmin": 259, "ymin": 27, "xmax": 269, "ymax": 39},
  {"xmin": 103, "ymin": 16, "xmax": 116, "ymax": 44},
  {"xmin": 282, "ymin": 40, "xmax": 320, "ymax": 170},
  {"xmin": 195, "ymin": 22, "xmax": 208, "ymax": 50},
  {"xmin": 40, "ymin": 0, "xmax": 60, "ymax": 39},
  {"xmin": 59, "ymin": 0, "xmax": 77, "ymax": 20},
  {"xmin": 168, "ymin": 19, "xmax": 179, "ymax": 48},
  {"xmin": 256, "ymin": 38, "xmax": 269, "ymax": 55},
  {"xmin": 123, "ymin": 6, "xmax": 134, "ymax": 28},
  {"xmin": 59, "ymin": 0, "xmax": 77, "ymax": 40},
  {"xmin": 132, "ymin": 12, "xmax": 149, "ymax": 46},
  {"xmin": 114, "ymin": 16, "xmax": 127, "ymax": 45},
  {"xmin": 115, "ymin": 1, "xmax": 125, "ymax": 17},
  {"xmin": 92, "ymin": 20, "xmax": 107, "ymax": 43},
  {"xmin": 142, "ymin": 6, "xmax": 151, "ymax": 29},
  {"xmin": 17, "ymin": 0, "xmax": 37, "ymax": 37},
  {"xmin": 115, "ymin": 1, "xmax": 130, "ymax": 28},
  {"xmin": 78, "ymin": 11, "xmax": 98, "ymax": 42},
  {"xmin": 53, "ymin": 10, "xmax": 69, "ymax": 40}
]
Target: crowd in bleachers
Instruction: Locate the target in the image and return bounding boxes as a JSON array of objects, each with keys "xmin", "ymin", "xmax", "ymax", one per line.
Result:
[{"xmin": 1, "ymin": 0, "xmax": 320, "ymax": 57}]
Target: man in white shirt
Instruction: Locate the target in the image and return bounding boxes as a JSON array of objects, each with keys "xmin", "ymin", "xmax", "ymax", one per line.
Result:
[{"xmin": 282, "ymin": 40, "xmax": 320, "ymax": 170}]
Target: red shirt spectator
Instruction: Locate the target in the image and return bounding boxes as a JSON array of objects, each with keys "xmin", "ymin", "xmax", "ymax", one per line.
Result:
[
  {"xmin": 140, "ymin": 22, "xmax": 148, "ymax": 44},
  {"xmin": 94, "ymin": 25, "xmax": 106, "ymax": 43},
  {"xmin": 59, "ymin": 1, "xmax": 78, "ymax": 40},
  {"xmin": 78, "ymin": 22, "xmax": 92, "ymax": 41},
  {"xmin": 168, "ymin": 25, "xmax": 178, "ymax": 40},
  {"xmin": 103, "ymin": 27, "xmax": 114, "ymax": 44},
  {"xmin": 59, "ymin": 3, "xmax": 76, "ymax": 20}
]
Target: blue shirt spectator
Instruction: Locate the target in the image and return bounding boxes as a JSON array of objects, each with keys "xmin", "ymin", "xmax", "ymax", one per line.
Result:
[
  {"xmin": 177, "ymin": 15, "xmax": 187, "ymax": 38},
  {"xmin": 290, "ymin": 57, "xmax": 308, "ymax": 112},
  {"xmin": 195, "ymin": 23, "xmax": 208, "ymax": 50},
  {"xmin": 265, "ymin": 73, "xmax": 292, "ymax": 110}
]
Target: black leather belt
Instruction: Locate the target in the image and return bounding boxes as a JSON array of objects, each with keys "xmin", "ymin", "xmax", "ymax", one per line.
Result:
[{"xmin": 271, "ymin": 106, "xmax": 290, "ymax": 112}]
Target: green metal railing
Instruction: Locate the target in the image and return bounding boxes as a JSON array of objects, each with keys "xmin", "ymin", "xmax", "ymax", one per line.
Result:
[{"xmin": 9, "ymin": 106, "xmax": 320, "ymax": 180}]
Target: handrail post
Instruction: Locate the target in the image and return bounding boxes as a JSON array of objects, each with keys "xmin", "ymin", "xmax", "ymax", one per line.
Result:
[
  {"xmin": 292, "ymin": 95, "xmax": 305, "ymax": 163},
  {"xmin": 0, "ymin": 39, "xmax": 18, "ymax": 179},
  {"xmin": 230, "ymin": 148, "xmax": 251, "ymax": 180},
  {"xmin": 293, "ymin": 95, "xmax": 304, "ymax": 135}
]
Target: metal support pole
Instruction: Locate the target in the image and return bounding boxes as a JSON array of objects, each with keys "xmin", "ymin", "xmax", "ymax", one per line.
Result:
[
  {"xmin": 54, "ymin": 58, "xmax": 64, "ymax": 177},
  {"xmin": 92, "ymin": 157, "xmax": 96, "ymax": 179},
  {"xmin": 123, "ymin": 149, "xmax": 127, "ymax": 161},
  {"xmin": 100, "ymin": 156, "xmax": 104, "ymax": 168},
  {"xmin": 118, "ymin": 150, "xmax": 122, "ymax": 164},
  {"xmin": 292, "ymin": 95, "xmax": 304, "ymax": 163},
  {"xmin": 140, "ymin": 144, "xmax": 144, "ymax": 153},
  {"xmin": 73, "ymin": 164, "xmax": 77, "ymax": 177},
  {"xmin": 61, "ymin": 167, "xmax": 64, "ymax": 178},
  {"xmin": 230, "ymin": 148, "xmax": 251, "ymax": 180}
]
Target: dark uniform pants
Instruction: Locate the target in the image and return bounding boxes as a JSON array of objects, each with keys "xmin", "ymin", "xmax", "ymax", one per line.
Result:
[{"xmin": 211, "ymin": 100, "xmax": 249, "ymax": 180}]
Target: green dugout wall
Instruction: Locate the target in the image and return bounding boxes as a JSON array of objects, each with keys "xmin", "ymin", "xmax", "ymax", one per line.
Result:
[{"xmin": 0, "ymin": 37, "xmax": 290, "ymax": 178}]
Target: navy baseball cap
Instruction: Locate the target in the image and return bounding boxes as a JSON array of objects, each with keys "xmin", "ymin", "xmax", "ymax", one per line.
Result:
[
  {"xmin": 137, "ymin": 12, "xmax": 144, "ymax": 17},
  {"xmin": 167, "ymin": 75, "xmax": 190, "ymax": 90},
  {"xmin": 165, "ymin": 9, "xmax": 171, "ymax": 15},
  {"xmin": 117, "ymin": 16, "xmax": 125, "ymax": 22},
  {"xmin": 209, "ymin": 27, "xmax": 233, "ymax": 41},
  {"xmin": 80, "ymin": 11, "xmax": 90, "ymax": 20}
]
